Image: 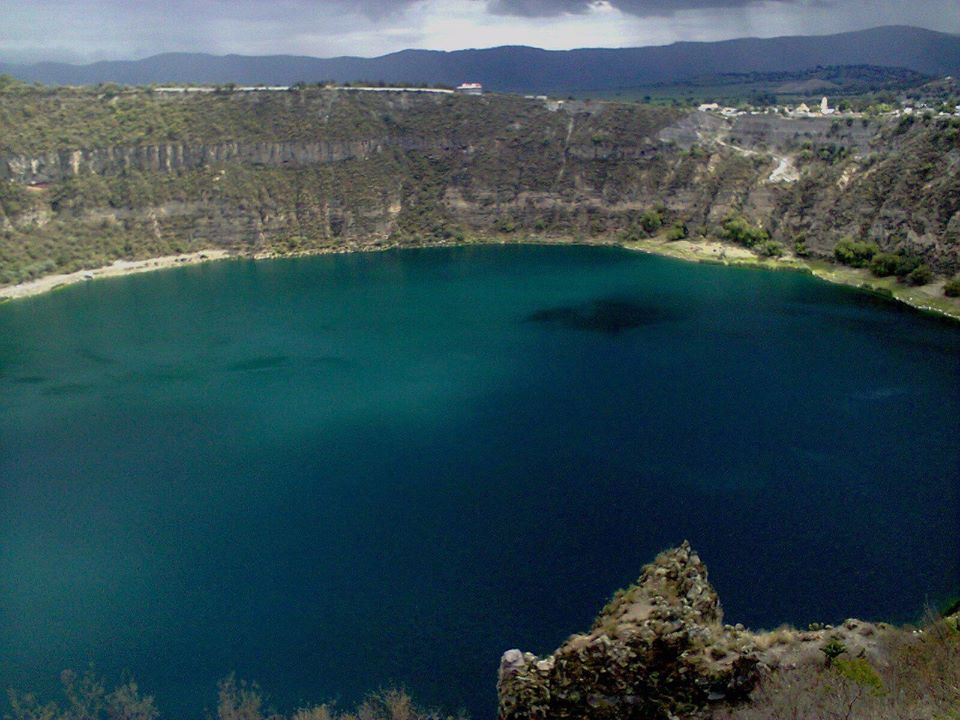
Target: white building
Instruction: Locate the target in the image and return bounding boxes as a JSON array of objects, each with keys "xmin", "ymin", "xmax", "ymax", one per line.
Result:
[{"xmin": 456, "ymin": 83, "xmax": 484, "ymax": 95}]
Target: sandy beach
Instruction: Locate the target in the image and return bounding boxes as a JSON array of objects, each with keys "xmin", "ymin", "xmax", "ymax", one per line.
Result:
[{"xmin": 0, "ymin": 249, "xmax": 232, "ymax": 300}]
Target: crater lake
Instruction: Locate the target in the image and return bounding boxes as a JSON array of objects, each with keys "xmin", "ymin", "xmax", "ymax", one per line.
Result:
[{"xmin": 1, "ymin": 245, "xmax": 958, "ymax": 719}]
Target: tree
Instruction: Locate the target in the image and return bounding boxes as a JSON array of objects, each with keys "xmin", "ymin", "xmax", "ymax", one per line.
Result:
[{"xmin": 833, "ymin": 237, "xmax": 878, "ymax": 267}]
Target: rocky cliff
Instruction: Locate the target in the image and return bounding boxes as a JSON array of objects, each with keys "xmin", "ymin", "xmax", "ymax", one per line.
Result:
[
  {"xmin": 498, "ymin": 543, "xmax": 760, "ymax": 719},
  {"xmin": 1, "ymin": 86, "xmax": 958, "ymax": 287},
  {"xmin": 497, "ymin": 544, "xmax": 960, "ymax": 720}
]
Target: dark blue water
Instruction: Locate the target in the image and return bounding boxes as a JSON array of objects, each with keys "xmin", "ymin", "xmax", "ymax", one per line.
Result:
[{"xmin": 1, "ymin": 245, "xmax": 958, "ymax": 719}]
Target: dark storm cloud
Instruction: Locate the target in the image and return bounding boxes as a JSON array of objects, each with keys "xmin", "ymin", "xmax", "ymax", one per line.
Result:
[
  {"xmin": 488, "ymin": 0, "xmax": 800, "ymax": 17},
  {"xmin": 1, "ymin": 0, "xmax": 958, "ymax": 62}
]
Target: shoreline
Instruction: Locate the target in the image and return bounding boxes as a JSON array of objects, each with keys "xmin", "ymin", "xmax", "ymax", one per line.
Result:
[
  {"xmin": 0, "ymin": 249, "xmax": 232, "ymax": 301},
  {"xmin": 2, "ymin": 238, "xmax": 958, "ymax": 321},
  {"xmin": 618, "ymin": 236, "xmax": 960, "ymax": 322}
]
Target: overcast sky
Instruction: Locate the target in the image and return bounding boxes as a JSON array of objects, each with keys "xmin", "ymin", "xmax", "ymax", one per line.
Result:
[{"xmin": 1, "ymin": 0, "xmax": 957, "ymax": 64}]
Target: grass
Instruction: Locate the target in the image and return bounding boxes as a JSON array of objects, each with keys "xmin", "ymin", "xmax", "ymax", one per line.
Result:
[{"xmin": 806, "ymin": 260, "xmax": 960, "ymax": 321}]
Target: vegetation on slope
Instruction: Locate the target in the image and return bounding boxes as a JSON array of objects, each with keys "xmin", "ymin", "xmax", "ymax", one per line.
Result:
[
  {"xmin": 717, "ymin": 618, "xmax": 960, "ymax": 720},
  {"xmin": 1, "ymin": 83, "xmax": 958, "ymax": 313}
]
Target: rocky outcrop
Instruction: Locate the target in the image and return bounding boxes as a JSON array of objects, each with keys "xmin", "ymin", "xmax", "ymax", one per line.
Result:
[
  {"xmin": 497, "ymin": 543, "xmax": 905, "ymax": 720},
  {"xmin": 497, "ymin": 543, "xmax": 761, "ymax": 720}
]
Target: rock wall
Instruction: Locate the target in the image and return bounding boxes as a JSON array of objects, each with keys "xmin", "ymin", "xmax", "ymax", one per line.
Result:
[{"xmin": 0, "ymin": 137, "xmax": 448, "ymax": 184}]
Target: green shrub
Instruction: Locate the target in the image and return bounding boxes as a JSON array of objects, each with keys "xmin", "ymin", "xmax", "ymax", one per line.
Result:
[
  {"xmin": 869, "ymin": 252, "xmax": 900, "ymax": 277},
  {"xmin": 721, "ymin": 215, "xmax": 769, "ymax": 248},
  {"xmin": 944, "ymin": 276, "xmax": 960, "ymax": 297},
  {"xmin": 834, "ymin": 237, "xmax": 879, "ymax": 267},
  {"xmin": 756, "ymin": 240, "xmax": 785, "ymax": 257},
  {"xmin": 618, "ymin": 226, "xmax": 644, "ymax": 242},
  {"xmin": 833, "ymin": 657, "xmax": 885, "ymax": 695},
  {"xmin": 665, "ymin": 221, "xmax": 688, "ymax": 241},
  {"xmin": 905, "ymin": 264, "xmax": 933, "ymax": 286},
  {"xmin": 639, "ymin": 208, "xmax": 663, "ymax": 234}
]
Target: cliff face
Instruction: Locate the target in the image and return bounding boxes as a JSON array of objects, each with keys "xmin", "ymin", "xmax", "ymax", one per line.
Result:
[
  {"xmin": 0, "ymin": 139, "xmax": 437, "ymax": 184},
  {"xmin": 0, "ymin": 87, "xmax": 958, "ymax": 286}
]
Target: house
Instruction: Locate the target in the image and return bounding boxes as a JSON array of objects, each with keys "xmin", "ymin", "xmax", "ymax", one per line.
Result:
[
  {"xmin": 820, "ymin": 96, "xmax": 834, "ymax": 115},
  {"xmin": 698, "ymin": 102, "xmax": 720, "ymax": 112},
  {"xmin": 456, "ymin": 83, "xmax": 483, "ymax": 95}
]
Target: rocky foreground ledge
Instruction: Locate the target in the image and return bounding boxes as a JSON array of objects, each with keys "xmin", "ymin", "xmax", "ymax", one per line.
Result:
[{"xmin": 497, "ymin": 542, "xmax": 958, "ymax": 720}]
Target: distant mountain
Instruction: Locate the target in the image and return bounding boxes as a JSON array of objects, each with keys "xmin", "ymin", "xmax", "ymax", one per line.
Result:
[{"xmin": 1, "ymin": 26, "xmax": 958, "ymax": 93}]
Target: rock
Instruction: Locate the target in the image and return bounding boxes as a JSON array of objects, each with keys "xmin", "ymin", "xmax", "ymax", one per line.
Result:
[
  {"xmin": 497, "ymin": 542, "xmax": 761, "ymax": 720},
  {"xmin": 500, "ymin": 649, "xmax": 526, "ymax": 674}
]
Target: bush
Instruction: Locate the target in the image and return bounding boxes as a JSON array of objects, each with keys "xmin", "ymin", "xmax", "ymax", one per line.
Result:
[
  {"xmin": 721, "ymin": 215, "xmax": 769, "ymax": 248},
  {"xmin": 833, "ymin": 657, "xmax": 885, "ymax": 695},
  {"xmin": 869, "ymin": 252, "xmax": 902, "ymax": 277},
  {"xmin": 12, "ymin": 673, "xmax": 458, "ymax": 720},
  {"xmin": 665, "ymin": 221, "xmax": 688, "ymax": 241},
  {"xmin": 718, "ymin": 617, "xmax": 960, "ymax": 720},
  {"xmin": 8, "ymin": 670, "xmax": 158, "ymax": 720},
  {"xmin": 869, "ymin": 252, "xmax": 922, "ymax": 278},
  {"xmin": 756, "ymin": 240, "xmax": 785, "ymax": 257},
  {"xmin": 639, "ymin": 208, "xmax": 662, "ymax": 234},
  {"xmin": 619, "ymin": 225, "xmax": 644, "ymax": 242},
  {"xmin": 944, "ymin": 276, "xmax": 960, "ymax": 297},
  {"xmin": 905, "ymin": 264, "xmax": 933, "ymax": 286},
  {"xmin": 834, "ymin": 237, "xmax": 879, "ymax": 267}
]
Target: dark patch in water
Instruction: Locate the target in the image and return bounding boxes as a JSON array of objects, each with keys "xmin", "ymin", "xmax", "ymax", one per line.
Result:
[
  {"xmin": 14, "ymin": 376, "xmax": 47, "ymax": 384},
  {"xmin": 307, "ymin": 355, "xmax": 350, "ymax": 368},
  {"xmin": 78, "ymin": 347, "xmax": 117, "ymax": 365},
  {"xmin": 227, "ymin": 355, "xmax": 290, "ymax": 372},
  {"xmin": 527, "ymin": 299, "xmax": 673, "ymax": 335},
  {"xmin": 41, "ymin": 383, "xmax": 94, "ymax": 396},
  {"xmin": 131, "ymin": 366, "xmax": 198, "ymax": 383}
]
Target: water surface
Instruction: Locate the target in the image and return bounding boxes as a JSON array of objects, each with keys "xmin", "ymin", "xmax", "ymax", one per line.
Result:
[{"xmin": 1, "ymin": 245, "xmax": 958, "ymax": 719}]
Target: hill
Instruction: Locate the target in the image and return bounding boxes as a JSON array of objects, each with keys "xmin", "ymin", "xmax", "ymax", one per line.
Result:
[{"xmin": 0, "ymin": 26, "xmax": 958, "ymax": 94}]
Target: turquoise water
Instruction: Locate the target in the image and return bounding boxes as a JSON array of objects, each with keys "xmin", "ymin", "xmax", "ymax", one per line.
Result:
[{"xmin": 1, "ymin": 245, "xmax": 958, "ymax": 719}]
